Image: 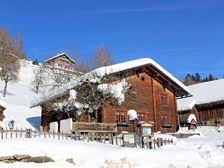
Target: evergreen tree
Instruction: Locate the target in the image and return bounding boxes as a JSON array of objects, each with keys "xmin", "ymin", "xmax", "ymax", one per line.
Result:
[
  {"xmin": 208, "ymin": 74, "xmax": 216, "ymax": 81},
  {"xmin": 194, "ymin": 73, "xmax": 201, "ymax": 82}
]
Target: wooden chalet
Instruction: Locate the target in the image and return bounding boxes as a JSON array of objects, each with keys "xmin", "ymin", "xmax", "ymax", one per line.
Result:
[
  {"xmin": 44, "ymin": 52, "xmax": 76, "ymax": 70},
  {"xmin": 177, "ymin": 79, "xmax": 224, "ymax": 126},
  {"xmin": 32, "ymin": 58, "xmax": 192, "ymax": 133}
]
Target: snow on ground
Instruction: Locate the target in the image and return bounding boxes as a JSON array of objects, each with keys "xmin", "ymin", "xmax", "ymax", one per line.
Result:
[
  {"xmin": 0, "ymin": 126, "xmax": 224, "ymax": 168},
  {"xmin": 0, "ymin": 60, "xmax": 41, "ymax": 129}
]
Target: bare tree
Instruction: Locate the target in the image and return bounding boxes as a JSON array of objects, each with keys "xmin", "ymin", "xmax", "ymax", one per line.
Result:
[
  {"xmin": 67, "ymin": 46, "xmax": 93, "ymax": 74},
  {"xmin": 75, "ymin": 59, "xmax": 92, "ymax": 74},
  {"xmin": 0, "ymin": 54, "xmax": 20, "ymax": 97},
  {"xmin": 47, "ymin": 65, "xmax": 74, "ymax": 90},
  {"xmin": 32, "ymin": 65, "xmax": 46, "ymax": 94},
  {"xmin": 0, "ymin": 28, "xmax": 24, "ymax": 97},
  {"xmin": 94, "ymin": 46, "xmax": 114, "ymax": 68},
  {"xmin": 34, "ymin": 64, "xmax": 77, "ymax": 94},
  {"xmin": 47, "ymin": 70, "xmax": 135, "ymax": 122}
]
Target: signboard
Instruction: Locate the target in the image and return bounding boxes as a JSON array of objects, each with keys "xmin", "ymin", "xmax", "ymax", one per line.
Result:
[
  {"xmin": 123, "ymin": 133, "xmax": 135, "ymax": 147},
  {"xmin": 142, "ymin": 127, "xmax": 151, "ymax": 137},
  {"xmin": 72, "ymin": 122, "xmax": 117, "ymax": 133},
  {"xmin": 139, "ymin": 121, "xmax": 154, "ymax": 137}
]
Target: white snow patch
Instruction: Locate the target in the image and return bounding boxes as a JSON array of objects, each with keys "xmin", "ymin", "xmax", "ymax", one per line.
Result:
[
  {"xmin": 128, "ymin": 109, "xmax": 137, "ymax": 120},
  {"xmin": 187, "ymin": 113, "xmax": 197, "ymax": 123},
  {"xmin": 0, "ymin": 126, "xmax": 224, "ymax": 168},
  {"xmin": 97, "ymin": 79, "xmax": 128, "ymax": 104},
  {"xmin": 0, "ymin": 99, "xmax": 7, "ymax": 108},
  {"xmin": 178, "ymin": 79, "xmax": 224, "ymax": 111},
  {"xmin": 0, "ymin": 121, "xmax": 6, "ymax": 129},
  {"xmin": 68, "ymin": 89, "xmax": 76, "ymax": 100}
]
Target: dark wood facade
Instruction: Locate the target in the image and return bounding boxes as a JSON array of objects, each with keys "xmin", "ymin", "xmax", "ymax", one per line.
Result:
[
  {"xmin": 44, "ymin": 53, "xmax": 75, "ymax": 70},
  {"xmin": 100, "ymin": 72, "xmax": 178, "ymax": 133},
  {"xmin": 178, "ymin": 101, "xmax": 224, "ymax": 126},
  {"xmin": 0, "ymin": 105, "xmax": 6, "ymax": 121},
  {"xmin": 40, "ymin": 63, "xmax": 188, "ymax": 133}
]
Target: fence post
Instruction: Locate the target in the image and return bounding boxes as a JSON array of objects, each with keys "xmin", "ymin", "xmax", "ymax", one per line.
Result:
[
  {"xmin": 20, "ymin": 128, "xmax": 23, "ymax": 138},
  {"xmin": 1, "ymin": 129, "xmax": 3, "ymax": 139},
  {"xmin": 153, "ymin": 138, "xmax": 156, "ymax": 149},
  {"xmin": 34, "ymin": 129, "xmax": 36, "ymax": 138},
  {"xmin": 44, "ymin": 131, "xmax": 46, "ymax": 138},
  {"xmin": 141, "ymin": 137, "xmax": 144, "ymax": 148},
  {"xmin": 134, "ymin": 134, "xmax": 137, "ymax": 148},
  {"xmin": 10, "ymin": 130, "xmax": 12, "ymax": 138},
  {"xmin": 109, "ymin": 133, "xmax": 112, "ymax": 144},
  {"xmin": 116, "ymin": 133, "xmax": 118, "ymax": 145},
  {"xmin": 87, "ymin": 132, "xmax": 90, "ymax": 142},
  {"xmin": 149, "ymin": 139, "xmax": 152, "ymax": 149},
  {"xmin": 161, "ymin": 138, "xmax": 163, "ymax": 146},
  {"xmin": 66, "ymin": 132, "xmax": 68, "ymax": 140},
  {"xmin": 103, "ymin": 133, "xmax": 105, "ymax": 143},
  {"xmin": 5, "ymin": 129, "xmax": 7, "ymax": 139},
  {"xmin": 99, "ymin": 133, "xmax": 102, "ymax": 142},
  {"xmin": 58, "ymin": 132, "xmax": 60, "ymax": 140},
  {"xmin": 156, "ymin": 138, "xmax": 159, "ymax": 148}
]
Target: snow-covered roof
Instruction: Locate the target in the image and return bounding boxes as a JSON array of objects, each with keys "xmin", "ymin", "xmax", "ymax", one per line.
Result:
[
  {"xmin": 32, "ymin": 58, "xmax": 192, "ymax": 107},
  {"xmin": 84, "ymin": 58, "xmax": 192, "ymax": 96},
  {"xmin": 177, "ymin": 79, "xmax": 224, "ymax": 111},
  {"xmin": 0, "ymin": 99, "xmax": 7, "ymax": 109},
  {"xmin": 187, "ymin": 114, "xmax": 197, "ymax": 123},
  {"xmin": 44, "ymin": 52, "xmax": 75, "ymax": 64}
]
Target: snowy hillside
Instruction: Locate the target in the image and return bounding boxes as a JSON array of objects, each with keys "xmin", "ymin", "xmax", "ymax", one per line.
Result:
[{"xmin": 0, "ymin": 60, "xmax": 41, "ymax": 129}]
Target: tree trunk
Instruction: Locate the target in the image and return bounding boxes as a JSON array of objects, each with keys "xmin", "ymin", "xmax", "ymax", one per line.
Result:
[
  {"xmin": 3, "ymin": 80, "xmax": 8, "ymax": 97},
  {"xmin": 36, "ymin": 85, "xmax": 39, "ymax": 94}
]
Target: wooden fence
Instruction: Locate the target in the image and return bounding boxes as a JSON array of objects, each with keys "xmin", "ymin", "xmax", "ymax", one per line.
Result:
[{"xmin": 0, "ymin": 128, "xmax": 173, "ymax": 149}]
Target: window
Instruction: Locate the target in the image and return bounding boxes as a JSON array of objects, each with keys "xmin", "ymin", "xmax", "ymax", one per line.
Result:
[
  {"xmin": 160, "ymin": 94, "xmax": 168, "ymax": 105},
  {"xmin": 140, "ymin": 76, "xmax": 145, "ymax": 81},
  {"xmin": 161, "ymin": 116, "xmax": 172, "ymax": 128},
  {"xmin": 115, "ymin": 111, "xmax": 126, "ymax": 123}
]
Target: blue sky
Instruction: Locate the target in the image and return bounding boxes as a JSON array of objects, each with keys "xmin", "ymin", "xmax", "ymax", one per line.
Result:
[{"xmin": 1, "ymin": 0, "xmax": 224, "ymax": 79}]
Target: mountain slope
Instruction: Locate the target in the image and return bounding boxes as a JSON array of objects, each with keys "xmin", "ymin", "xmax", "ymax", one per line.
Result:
[{"xmin": 0, "ymin": 60, "xmax": 41, "ymax": 129}]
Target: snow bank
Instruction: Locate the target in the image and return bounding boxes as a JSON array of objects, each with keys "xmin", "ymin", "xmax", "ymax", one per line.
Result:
[
  {"xmin": 1, "ymin": 126, "xmax": 224, "ymax": 168},
  {"xmin": 0, "ymin": 99, "xmax": 7, "ymax": 108},
  {"xmin": 0, "ymin": 121, "xmax": 6, "ymax": 129},
  {"xmin": 60, "ymin": 118, "xmax": 72, "ymax": 134}
]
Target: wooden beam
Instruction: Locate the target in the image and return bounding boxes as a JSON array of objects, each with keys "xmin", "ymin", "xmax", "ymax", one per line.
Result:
[{"xmin": 151, "ymin": 77, "xmax": 157, "ymax": 132}]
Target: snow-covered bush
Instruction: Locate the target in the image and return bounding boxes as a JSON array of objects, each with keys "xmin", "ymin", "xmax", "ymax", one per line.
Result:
[{"xmin": 51, "ymin": 74, "xmax": 133, "ymax": 121}]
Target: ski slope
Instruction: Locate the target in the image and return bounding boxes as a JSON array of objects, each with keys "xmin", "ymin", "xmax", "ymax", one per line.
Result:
[{"xmin": 0, "ymin": 60, "xmax": 41, "ymax": 129}]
